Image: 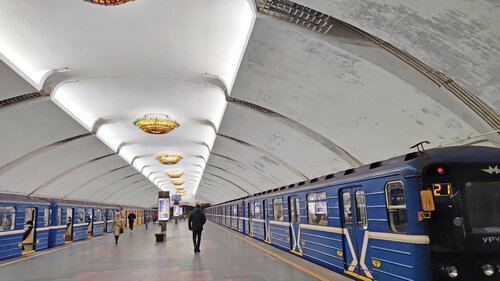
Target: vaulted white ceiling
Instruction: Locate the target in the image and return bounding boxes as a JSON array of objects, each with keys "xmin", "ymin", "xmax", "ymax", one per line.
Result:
[{"xmin": 0, "ymin": 0, "xmax": 499, "ymax": 206}]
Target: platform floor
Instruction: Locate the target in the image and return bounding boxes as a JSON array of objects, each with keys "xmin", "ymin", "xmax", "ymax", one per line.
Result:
[{"xmin": 0, "ymin": 221, "xmax": 351, "ymax": 281}]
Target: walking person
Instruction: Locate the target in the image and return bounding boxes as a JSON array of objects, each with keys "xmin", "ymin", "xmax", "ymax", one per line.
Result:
[
  {"xmin": 152, "ymin": 212, "xmax": 158, "ymax": 225},
  {"xmin": 127, "ymin": 212, "xmax": 136, "ymax": 231},
  {"xmin": 112, "ymin": 213, "xmax": 123, "ymax": 244},
  {"xmin": 188, "ymin": 204, "xmax": 206, "ymax": 254},
  {"xmin": 144, "ymin": 214, "xmax": 150, "ymax": 230}
]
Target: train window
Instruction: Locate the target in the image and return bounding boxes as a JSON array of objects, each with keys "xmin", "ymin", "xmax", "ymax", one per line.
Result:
[
  {"xmin": 233, "ymin": 205, "xmax": 237, "ymax": 216},
  {"xmin": 238, "ymin": 205, "xmax": 242, "ymax": 217},
  {"xmin": 44, "ymin": 208, "xmax": 50, "ymax": 227},
  {"xmin": 307, "ymin": 192, "xmax": 328, "ymax": 225},
  {"xmin": 78, "ymin": 209, "xmax": 85, "ymax": 223},
  {"xmin": 355, "ymin": 190, "xmax": 368, "ymax": 229},
  {"xmin": 57, "ymin": 208, "xmax": 62, "ymax": 225},
  {"xmin": 265, "ymin": 201, "xmax": 271, "ymax": 217},
  {"xmin": 342, "ymin": 192, "xmax": 353, "ymax": 226},
  {"xmin": 255, "ymin": 202, "xmax": 262, "ymax": 219},
  {"xmin": 273, "ymin": 198, "xmax": 284, "ymax": 221},
  {"xmin": 250, "ymin": 202, "xmax": 255, "ymax": 218},
  {"xmin": 67, "ymin": 208, "xmax": 73, "ymax": 225},
  {"xmin": 0, "ymin": 206, "xmax": 15, "ymax": 232},
  {"xmin": 385, "ymin": 181, "xmax": 408, "ymax": 233},
  {"xmin": 95, "ymin": 210, "xmax": 102, "ymax": 222}
]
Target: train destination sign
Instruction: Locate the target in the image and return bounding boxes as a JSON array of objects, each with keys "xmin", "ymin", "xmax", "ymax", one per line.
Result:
[{"xmin": 432, "ymin": 183, "xmax": 453, "ymax": 196}]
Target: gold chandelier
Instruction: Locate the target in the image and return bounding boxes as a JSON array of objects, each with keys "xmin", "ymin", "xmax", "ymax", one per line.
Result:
[
  {"xmin": 156, "ymin": 154, "xmax": 182, "ymax": 165},
  {"xmin": 166, "ymin": 172, "xmax": 184, "ymax": 178},
  {"xmin": 84, "ymin": 0, "xmax": 134, "ymax": 6},
  {"xmin": 134, "ymin": 114, "xmax": 179, "ymax": 135},
  {"xmin": 171, "ymin": 179, "xmax": 185, "ymax": 186}
]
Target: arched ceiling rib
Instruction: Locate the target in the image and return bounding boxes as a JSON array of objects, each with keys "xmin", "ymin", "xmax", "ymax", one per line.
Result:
[
  {"xmin": 0, "ymin": 62, "xmax": 159, "ymax": 207},
  {"xmin": 0, "ymin": 0, "xmax": 256, "ymax": 200},
  {"xmin": 1, "ymin": 1, "xmax": 498, "ymax": 206},
  {"xmin": 198, "ymin": 2, "xmax": 499, "ymax": 204},
  {"xmin": 295, "ymin": 0, "xmax": 500, "ymax": 112}
]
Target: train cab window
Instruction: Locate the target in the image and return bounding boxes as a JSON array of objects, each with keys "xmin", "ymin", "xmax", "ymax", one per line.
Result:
[
  {"xmin": 0, "ymin": 206, "xmax": 15, "ymax": 232},
  {"xmin": 385, "ymin": 181, "xmax": 408, "ymax": 233},
  {"xmin": 355, "ymin": 190, "xmax": 368, "ymax": 229},
  {"xmin": 273, "ymin": 198, "xmax": 284, "ymax": 221},
  {"xmin": 78, "ymin": 209, "xmax": 85, "ymax": 223},
  {"xmin": 44, "ymin": 208, "xmax": 50, "ymax": 227},
  {"xmin": 307, "ymin": 192, "xmax": 328, "ymax": 226},
  {"xmin": 342, "ymin": 192, "xmax": 353, "ymax": 226},
  {"xmin": 254, "ymin": 202, "xmax": 262, "ymax": 219}
]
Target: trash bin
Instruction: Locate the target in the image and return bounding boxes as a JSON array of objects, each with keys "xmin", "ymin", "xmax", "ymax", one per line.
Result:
[{"xmin": 155, "ymin": 233, "xmax": 166, "ymax": 242}]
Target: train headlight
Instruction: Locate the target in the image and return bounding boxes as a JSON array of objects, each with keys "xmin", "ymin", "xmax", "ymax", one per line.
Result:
[
  {"xmin": 482, "ymin": 264, "xmax": 495, "ymax": 276},
  {"xmin": 445, "ymin": 266, "xmax": 458, "ymax": 278}
]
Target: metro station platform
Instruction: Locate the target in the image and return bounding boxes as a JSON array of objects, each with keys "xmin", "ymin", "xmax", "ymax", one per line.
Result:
[{"xmin": 0, "ymin": 221, "xmax": 350, "ymax": 281}]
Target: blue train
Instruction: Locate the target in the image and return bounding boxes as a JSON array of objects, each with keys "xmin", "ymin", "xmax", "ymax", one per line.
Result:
[
  {"xmin": 206, "ymin": 146, "xmax": 500, "ymax": 281},
  {"xmin": 0, "ymin": 195, "xmax": 147, "ymax": 261}
]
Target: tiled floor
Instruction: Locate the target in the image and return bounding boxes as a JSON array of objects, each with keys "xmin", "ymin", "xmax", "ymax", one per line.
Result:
[{"xmin": 0, "ymin": 221, "xmax": 351, "ymax": 281}]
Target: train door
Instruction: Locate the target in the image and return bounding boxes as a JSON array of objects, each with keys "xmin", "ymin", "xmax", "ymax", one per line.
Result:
[
  {"xmin": 65, "ymin": 208, "xmax": 73, "ymax": 243},
  {"xmin": 103, "ymin": 209, "xmax": 108, "ymax": 232},
  {"xmin": 87, "ymin": 209, "xmax": 93, "ymax": 238},
  {"xmin": 263, "ymin": 200, "xmax": 271, "ymax": 243},
  {"xmin": 22, "ymin": 208, "xmax": 36, "ymax": 254},
  {"xmin": 248, "ymin": 202, "xmax": 253, "ymax": 236},
  {"xmin": 288, "ymin": 195, "xmax": 302, "ymax": 255},
  {"xmin": 340, "ymin": 188, "xmax": 370, "ymax": 279}
]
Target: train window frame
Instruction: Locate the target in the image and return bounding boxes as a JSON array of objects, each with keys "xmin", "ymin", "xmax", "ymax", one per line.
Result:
[
  {"xmin": 342, "ymin": 191, "xmax": 353, "ymax": 226},
  {"xmin": 355, "ymin": 190, "xmax": 368, "ymax": 229},
  {"xmin": 45, "ymin": 208, "xmax": 51, "ymax": 227},
  {"xmin": 254, "ymin": 202, "xmax": 262, "ymax": 219},
  {"xmin": 95, "ymin": 209, "xmax": 102, "ymax": 222},
  {"xmin": 385, "ymin": 181, "xmax": 408, "ymax": 233},
  {"xmin": 78, "ymin": 209, "xmax": 85, "ymax": 224},
  {"xmin": 273, "ymin": 198, "xmax": 284, "ymax": 222},
  {"xmin": 0, "ymin": 206, "xmax": 16, "ymax": 232},
  {"xmin": 307, "ymin": 192, "xmax": 328, "ymax": 226},
  {"xmin": 57, "ymin": 208, "xmax": 62, "ymax": 225}
]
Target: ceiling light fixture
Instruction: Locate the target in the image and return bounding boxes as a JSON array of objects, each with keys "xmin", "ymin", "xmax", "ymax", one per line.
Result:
[
  {"xmin": 84, "ymin": 0, "xmax": 134, "ymax": 6},
  {"xmin": 134, "ymin": 113, "xmax": 179, "ymax": 135},
  {"xmin": 175, "ymin": 186, "xmax": 185, "ymax": 191},
  {"xmin": 166, "ymin": 172, "xmax": 184, "ymax": 178},
  {"xmin": 171, "ymin": 179, "xmax": 185, "ymax": 186},
  {"xmin": 156, "ymin": 154, "xmax": 182, "ymax": 165}
]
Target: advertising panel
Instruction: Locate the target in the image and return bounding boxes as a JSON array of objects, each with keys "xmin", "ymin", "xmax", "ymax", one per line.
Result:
[
  {"xmin": 173, "ymin": 205, "xmax": 181, "ymax": 217},
  {"xmin": 158, "ymin": 198, "xmax": 170, "ymax": 221}
]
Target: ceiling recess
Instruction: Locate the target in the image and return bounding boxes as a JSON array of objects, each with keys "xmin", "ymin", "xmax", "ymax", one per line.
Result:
[
  {"xmin": 256, "ymin": 0, "xmax": 334, "ymax": 35},
  {"xmin": 84, "ymin": 0, "xmax": 134, "ymax": 6}
]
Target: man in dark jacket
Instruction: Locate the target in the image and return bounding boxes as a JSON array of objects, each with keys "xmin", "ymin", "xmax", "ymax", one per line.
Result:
[
  {"xmin": 127, "ymin": 212, "xmax": 136, "ymax": 231},
  {"xmin": 188, "ymin": 204, "xmax": 206, "ymax": 253}
]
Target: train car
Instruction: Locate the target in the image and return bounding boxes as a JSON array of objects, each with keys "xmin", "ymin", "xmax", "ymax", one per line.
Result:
[
  {"xmin": 206, "ymin": 146, "xmax": 500, "ymax": 281},
  {"xmin": 0, "ymin": 195, "xmax": 51, "ymax": 260}
]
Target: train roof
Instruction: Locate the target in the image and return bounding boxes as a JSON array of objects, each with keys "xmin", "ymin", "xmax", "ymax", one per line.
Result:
[
  {"xmin": 0, "ymin": 194, "xmax": 51, "ymax": 206},
  {"xmin": 209, "ymin": 146, "xmax": 500, "ymax": 206}
]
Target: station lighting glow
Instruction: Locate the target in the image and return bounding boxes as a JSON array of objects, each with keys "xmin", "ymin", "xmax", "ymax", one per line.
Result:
[
  {"xmin": 84, "ymin": 0, "xmax": 135, "ymax": 6},
  {"xmin": 134, "ymin": 114, "xmax": 179, "ymax": 135},
  {"xmin": 166, "ymin": 172, "xmax": 184, "ymax": 178},
  {"xmin": 156, "ymin": 154, "xmax": 183, "ymax": 165}
]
